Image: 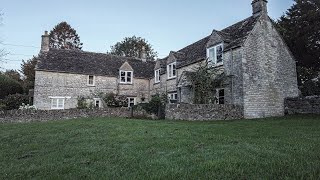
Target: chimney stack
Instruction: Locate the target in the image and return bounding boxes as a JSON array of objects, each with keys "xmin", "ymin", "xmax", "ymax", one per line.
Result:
[
  {"xmin": 252, "ymin": 0, "xmax": 268, "ymax": 17},
  {"xmin": 140, "ymin": 46, "xmax": 147, "ymax": 62},
  {"xmin": 40, "ymin": 31, "xmax": 49, "ymax": 52}
]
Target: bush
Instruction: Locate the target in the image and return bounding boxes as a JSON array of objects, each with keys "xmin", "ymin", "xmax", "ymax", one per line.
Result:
[
  {"xmin": 0, "ymin": 74, "xmax": 24, "ymax": 99},
  {"xmin": 135, "ymin": 94, "xmax": 167, "ymax": 118},
  {"xmin": 103, "ymin": 93, "xmax": 127, "ymax": 107},
  {"xmin": 2, "ymin": 94, "xmax": 29, "ymax": 110},
  {"xmin": 77, "ymin": 96, "xmax": 88, "ymax": 109}
]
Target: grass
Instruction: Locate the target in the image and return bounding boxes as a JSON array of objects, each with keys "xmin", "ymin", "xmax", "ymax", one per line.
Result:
[{"xmin": 0, "ymin": 115, "xmax": 320, "ymax": 179}]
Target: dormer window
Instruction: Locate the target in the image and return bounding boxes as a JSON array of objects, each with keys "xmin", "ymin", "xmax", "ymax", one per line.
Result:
[
  {"xmin": 167, "ymin": 62, "xmax": 176, "ymax": 79},
  {"xmin": 207, "ymin": 44, "xmax": 224, "ymax": 65},
  {"xmin": 120, "ymin": 71, "xmax": 133, "ymax": 84},
  {"xmin": 87, "ymin": 75, "xmax": 95, "ymax": 86},
  {"xmin": 155, "ymin": 69, "xmax": 161, "ymax": 83}
]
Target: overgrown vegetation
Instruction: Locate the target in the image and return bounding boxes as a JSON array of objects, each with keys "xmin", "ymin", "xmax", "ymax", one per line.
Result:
[
  {"xmin": 0, "ymin": 115, "xmax": 319, "ymax": 179},
  {"xmin": 0, "ymin": 74, "xmax": 24, "ymax": 99},
  {"xmin": 188, "ymin": 61, "xmax": 229, "ymax": 104},
  {"xmin": 136, "ymin": 93, "xmax": 167, "ymax": 118},
  {"xmin": 0, "ymin": 94, "xmax": 29, "ymax": 110},
  {"xmin": 103, "ymin": 93, "xmax": 127, "ymax": 108}
]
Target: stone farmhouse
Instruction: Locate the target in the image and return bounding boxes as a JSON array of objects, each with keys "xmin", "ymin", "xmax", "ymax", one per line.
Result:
[{"xmin": 34, "ymin": 0, "xmax": 299, "ymax": 119}]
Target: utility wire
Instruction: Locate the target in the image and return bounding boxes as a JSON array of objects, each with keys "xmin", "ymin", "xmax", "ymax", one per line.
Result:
[{"xmin": 0, "ymin": 42, "xmax": 40, "ymax": 48}]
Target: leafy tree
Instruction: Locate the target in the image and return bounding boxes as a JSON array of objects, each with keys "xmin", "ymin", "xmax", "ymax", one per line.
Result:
[
  {"xmin": 20, "ymin": 56, "xmax": 37, "ymax": 90},
  {"xmin": 4, "ymin": 69, "xmax": 22, "ymax": 82},
  {"xmin": 49, "ymin": 21, "xmax": 83, "ymax": 50},
  {"xmin": 109, "ymin": 36, "xmax": 158, "ymax": 60},
  {"xmin": 276, "ymin": 0, "xmax": 320, "ymax": 86},
  {"xmin": 0, "ymin": 74, "xmax": 23, "ymax": 99}
]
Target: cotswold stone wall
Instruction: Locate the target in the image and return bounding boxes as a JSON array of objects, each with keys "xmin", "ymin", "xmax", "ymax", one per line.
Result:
[
  {"xmin": 285, "ymin": 96, "xmax": 320, "ymax": 115},
  {"xmin": 166, "ymin": 104, "xmax": 243, "ymax": 121},
  {"xmin": 0, "ymin": 108, "xmax": 152, "ymax": 123},
  {"xmin": 242, "ymin": 15, "xmax": 299, "ymax": 119}
]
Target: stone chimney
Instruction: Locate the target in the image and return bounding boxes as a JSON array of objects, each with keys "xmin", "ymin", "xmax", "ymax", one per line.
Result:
[
  {"xmin": 252, "ymin": 0, "xmax": 268, "ymax": 17},
  {"xmin": 40, "ymin": 31, "xmax": 49, "ymax": 52},
  {"xmin": 140, "ymin": 46, "xmax": 147, "ymax": 62}
]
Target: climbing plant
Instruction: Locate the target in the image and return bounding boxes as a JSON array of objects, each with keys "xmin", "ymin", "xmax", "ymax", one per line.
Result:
[{"xmin": 188, "ymin": 60, "xmax": 229, "ymax": 104}]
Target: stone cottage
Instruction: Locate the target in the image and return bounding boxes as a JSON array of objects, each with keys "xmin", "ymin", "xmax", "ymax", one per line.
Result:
[{"xmin": 34, "ymin": 0, "xmax": 299, "ymax": 119}]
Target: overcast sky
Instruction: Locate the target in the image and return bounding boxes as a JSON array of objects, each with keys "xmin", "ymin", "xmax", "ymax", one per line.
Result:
[{"xmin": 0, "ymin": 0, "xmax": 294, "ymax": 71}]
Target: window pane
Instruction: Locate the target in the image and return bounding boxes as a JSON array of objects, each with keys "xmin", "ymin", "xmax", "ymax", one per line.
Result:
[
  {"xmin": 88, "ymin": 76, "xmax": 94, "ymax": 85},
  {"xmin": 52, "ymin": 99, "xmax": 58, "ymax": 108},
  {"xmin": 121, "ymin": 72, "xmax": 125, "ymax": 77},
  {"xmin": 216, "ymin": 45, "xmax": 223, "ymax": 63},
  {"xmin": 172, "ymin": 64, "xmax": 176, "ymax": 76},
  {"xmin": 58, "ymin": 99, "xmax": 64, "ymax": 108},
  {"xmin": 209, "ymin": 48, "xmax": 215, "ymax": 63},
  {"xmin": 219, "ymin": 89, "xmax": 224, "ymax": 97}
]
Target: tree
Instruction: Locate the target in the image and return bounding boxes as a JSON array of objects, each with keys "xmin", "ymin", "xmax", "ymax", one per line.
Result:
[
  {"xmin": 276, "ymin": 0, "xmax": 320, "ymax": 84},
  {"xmin": 20, "ymin": 56, "xmax": 37, "ymax": 90},
  {"xmin": 109, "ymin": 36, "xmax": 158, "ymax": 60},
  {"xmin": 0, "ymin": 74, "xmax": 23, "ymax": 99},
  {"xmin": 4, "ymin": 69, "xmax": 22, "ymax": 82},
  {"xmin": 49, "ymin": 21, "xmax": 83, "ymax": 50}
]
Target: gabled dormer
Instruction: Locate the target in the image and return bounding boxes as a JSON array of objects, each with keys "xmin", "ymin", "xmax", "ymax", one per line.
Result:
[
  {"xmin": 166, "ymin": 51, "xmax": 179, "ymax": 80},
  {"xmin": 206, "ymin": 30, "xmax": 228, "ymax": 66},
  {"xmin": 119, "ymin": 61, "xmax": 133, "ymax": 84},
  {"xmin": 154, "ymin": 60, "xmax": 162, "ymax": 83}
]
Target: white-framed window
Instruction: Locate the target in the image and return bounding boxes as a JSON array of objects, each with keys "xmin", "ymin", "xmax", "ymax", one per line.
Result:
[
  {"xmin": 168, "ymin": 92, "xmax": 178, "ymax": 104},
  {"xmin": 207, "ymin": 44, "xmax": 224, "ymax": 66},
  {"xmin": 155, "ymin": 69, "xmax": 161, "ymax": 83},
  {"xmin": 127, "ymin": 97, "xmax": 136, "ymax": 107},
  {"xmin": 51, "ymin": 98, "xmax": 65, "ymax": 110},
  {"xmin": 215, "ymin": 89, "xmax": 225, "ymax": 104},
  {"xmin": 167, "ymin": 62, "xmax": 176, "ymax": 79},
  {"xmin": 87, "ymin": 75, "xmax": 95, "ymax": 86},
  {"xmin": 120, "ymin": 71, "xmax": 133, "ymax": 84},
  {"xmin": 94, "ymin": 98, "xmax": 101, "ymax": 108}
]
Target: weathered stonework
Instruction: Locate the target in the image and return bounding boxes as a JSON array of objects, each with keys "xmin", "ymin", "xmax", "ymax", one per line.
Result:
[
  {"xmin": 0, "ymin": 108, "xmax": 153, "ymax": 123},
  {"xmin": 241, "ymin": 15, "xmax": 299, "ymax": 118},
  {"xmin": 34, "ymin": 71, "xmax": 150, "ymax": 110},
  {"xmin": 166, "ymin": 104, "xmax": 243, "ymax": 121}
]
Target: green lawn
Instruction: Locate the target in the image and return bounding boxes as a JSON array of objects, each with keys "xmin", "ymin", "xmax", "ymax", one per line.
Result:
[{"xmin": 0, "ymin": 115, "xmax": 320, "ymax": 179}]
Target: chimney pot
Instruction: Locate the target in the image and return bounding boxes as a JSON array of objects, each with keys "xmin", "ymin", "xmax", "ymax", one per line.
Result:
[
  {"xmin": 140, "ymin": 46, "xmax": 147, "ymax": 62},
  {"xmin": 40, "ymin": 30, "xmax": 50, "ymax": 52},
  {"xmin": 252, "ymin": 0, "xmax": 268, "ymax": 17}
]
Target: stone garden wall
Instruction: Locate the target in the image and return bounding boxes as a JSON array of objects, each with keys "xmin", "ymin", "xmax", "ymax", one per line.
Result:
[
  {"xmin": 0, "ymin": 108, "xmax": 153, "ymax": 123},
  {"xmin": 166, "ymin": 104, "xmax": 243, "ymax": 121},
  {"xmin": 285, "ymin": 96, "xmax": 320, "ymax": 115}
]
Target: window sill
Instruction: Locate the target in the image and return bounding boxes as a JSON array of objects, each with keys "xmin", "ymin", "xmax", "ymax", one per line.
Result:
[
  {"xmin": 119, "ymin": 82, "xmax": 133, "ymax": 85},
  {"xmin": 87, "ymin": 84, "xmax": 96, "ymax": 87},
  {"xmin": 167, "ymin": 77, "xmax": 176, "ymax": 81},
  {"xmin": 154, "ymin": 82, "xmax": 160, "ymax": 85}
]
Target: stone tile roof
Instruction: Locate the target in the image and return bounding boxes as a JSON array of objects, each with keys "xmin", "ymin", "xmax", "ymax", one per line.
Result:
[
  {"xmin": 174, "ymin": 15, "xmax": 259, "ymax": 68},
  {"xmin": 36, "ymin": 49, "xmax": 155, "ymax": 79}
]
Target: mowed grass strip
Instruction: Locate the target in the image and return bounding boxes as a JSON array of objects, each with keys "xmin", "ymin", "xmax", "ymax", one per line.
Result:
[{"xmin": 0, "ymin": 115, "xmax": 320, "ymax": 179}]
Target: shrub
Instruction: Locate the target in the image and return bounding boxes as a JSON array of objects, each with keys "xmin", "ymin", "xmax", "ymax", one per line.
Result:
[
  {"xmin": 2, "ymin": 94, "xmax": 29, "ymax": 110},
  {"xmin": 103, "ymin": 93, "xmax": 127, "ymax": 107},
  {"xmin": 0, "ymin": 74, "xmax": 23, "ymax": 99},
  {"xmin": 19, "ymin": 103, "xmax": 37, "ymax": 110},
  {"xmin": 135, "ymin": 93, "xmax": 167, "ymax": 118},
  {"xmin": 77, "ymin": 96, "xmax": 88, "ymax": 109}
]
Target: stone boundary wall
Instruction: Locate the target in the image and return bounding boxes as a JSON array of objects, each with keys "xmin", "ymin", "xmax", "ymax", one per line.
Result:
[
  {"xmin": 166, "ymin": 104, "xmax": 244, "ymax": 121},
  {"xmin": 285, "ymin": 96, "xmax": 320, "ymax": 115},
  {"xmin": 0, "ymin": 108, "xmax": 152, "ymax": 123}
]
